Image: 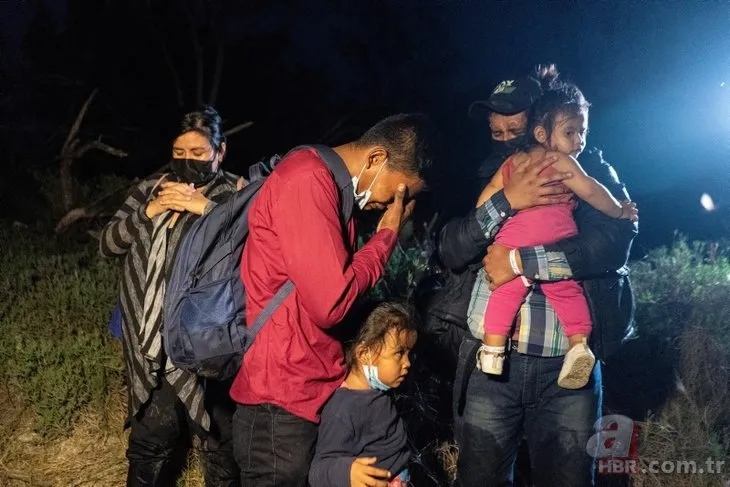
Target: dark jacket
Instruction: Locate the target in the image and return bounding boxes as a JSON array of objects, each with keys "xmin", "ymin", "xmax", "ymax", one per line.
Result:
[
  {"xmin": 422, "ymin": 148, "xmax": 638, "ymax": 375},
  {"xmin": 309, "ymin": 388, "xmax": 410, "ymax": 487}
]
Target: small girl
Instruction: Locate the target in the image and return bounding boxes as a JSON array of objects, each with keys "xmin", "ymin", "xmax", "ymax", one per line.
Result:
[
  {"xmin": 309, "ymin": 302, "xmax": 417, "ymax": 487},
  {"xmin": 476, "ymin": 67, "xmax": 637, "ymax": 389}
]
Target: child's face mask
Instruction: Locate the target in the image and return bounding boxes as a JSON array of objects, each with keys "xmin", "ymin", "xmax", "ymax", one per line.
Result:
[{"xmin": 362, "ymin": 364, "xmax": 391, "ymax": 391}]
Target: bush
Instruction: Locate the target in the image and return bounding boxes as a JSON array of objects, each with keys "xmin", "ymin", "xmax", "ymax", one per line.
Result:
[
  {"xmin": 0, "ymin": 222, "xmax": 123, "ymax": 437},
  {"xmin": 631, "ymin": 237, "xmax": 730, "ymax": 350},
  {"xmin": 627, "ymin": 238, "xmax": 730, "ymax": 486}
]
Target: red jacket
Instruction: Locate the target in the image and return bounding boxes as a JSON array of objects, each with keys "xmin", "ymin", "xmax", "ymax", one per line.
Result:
[{"xmin": 230, "ymin": 147, "xmax": 397, "ymax": 423}]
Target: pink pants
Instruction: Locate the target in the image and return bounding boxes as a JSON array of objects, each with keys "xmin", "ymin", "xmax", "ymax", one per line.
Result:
[{"xmin": 484, "ymin": 276, "xmax": 592, "ymax": 338}]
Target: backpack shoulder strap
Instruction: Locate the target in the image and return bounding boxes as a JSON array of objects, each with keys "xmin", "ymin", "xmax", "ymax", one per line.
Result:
[
  {"xmin": 246, "ymin": 145, "xmax": 353, "ymax": 344},
  {"xmin": 244, "ymin": 280, "xmax": 295, "ymax": 351},
  {"xmin": 290, "ymin": 144, "xmax": 354, "ymax": 225},
  {"xmin": 310, "ymin": 144, "xmax": 354, "ymax": 224}
]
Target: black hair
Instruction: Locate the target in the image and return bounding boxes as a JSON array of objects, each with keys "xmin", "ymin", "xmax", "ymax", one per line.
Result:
[
  {"xmin": 345, "ymin": 301, "xmax": 420, "ymax": 371},
  {"xmin": 356, "ymin": 113, "xmax": 436, "ymax": 182},
  {"xmin": 177, "ymin": 105, "xmax": 226, "ymax": 151},
  {"xmin": 526, "ymin": 65, "xmax": 590, "ymax": 146}
]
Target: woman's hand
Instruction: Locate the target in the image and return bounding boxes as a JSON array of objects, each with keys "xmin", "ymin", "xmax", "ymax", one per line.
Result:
[
  {"xmin": 150, "ymin": 182, "xmax": 211, "ymax": 216},
  {"xmin": 350, "ymin": 457, "xmax": 391, "ymax": 487},
  {"xmin": 503, "ymin": 151, "xmax": 572, "ymax": 211},
  {"xmin": 145, "ymin": 198, "xmax": 167, "ymax": 219}
]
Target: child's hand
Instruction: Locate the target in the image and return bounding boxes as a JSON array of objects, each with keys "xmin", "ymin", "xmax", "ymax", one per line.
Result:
[
  {"xmin": 619, "ymin": 200, "xmax": 639, "ymax": 222},
  {"xmin": 350, "ymin": 457, "xmax": 391, "ymax": 487}
]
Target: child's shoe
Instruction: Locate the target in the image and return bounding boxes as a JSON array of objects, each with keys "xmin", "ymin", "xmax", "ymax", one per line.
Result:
[
  {"xmin": 476, "ymin": 344, "xmax": 506, "ymax": 375},
  {"xmin": 558, "ymin": 341, "xmax": 596, "ymax": 389}
]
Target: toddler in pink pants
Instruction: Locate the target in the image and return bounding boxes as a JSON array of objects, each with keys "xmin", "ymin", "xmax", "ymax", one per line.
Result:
[{"xmin": 476, "ymin": 81, "xmax": 637, "ymax": 389}]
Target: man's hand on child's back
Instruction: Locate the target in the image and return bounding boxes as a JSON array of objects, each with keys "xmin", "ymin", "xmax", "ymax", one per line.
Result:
[
  {"xmin": 619, "ymin": 200, "xmax": 639, "ymax": 222},
  {"xmin": 503, "ymin": 151, "xmax": 572, "ymax": 210},
  {"xmin": 350, "ymin": 457, "xmax": 391, "ymax": 487}
]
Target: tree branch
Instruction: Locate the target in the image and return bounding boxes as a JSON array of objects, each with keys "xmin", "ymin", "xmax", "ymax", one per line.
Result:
[
  {"xmin": 223, "ymin": 122, "xmax": 254, "ymax": 137},
  {"xmin": 55, "ymin": 179, "xmax": 136, "ymax": 234},
  {"xmin": 160, "ymin": 39, "xmax": 185, "ymax": 107},
  {"xmin": 208, "ymin": 40, "xmax": 225, "ymax": 106},
  {"xmin": 184, "ymin": 4, "xmax": 204, "ymax": 106},
  {"xmin": 318, "ymin": 111, "xmax": 360, "ymax": 145},
  {"xmin": 55, "ymin": 162, "xmax": 169, "ymax": 234},
  {"xmin": 62, "ymin": 88, "xmax": 98, "ymax": 154},
  {"xmin": 73, "ymin": 139, "xmax": 128, "ymax": 159}
]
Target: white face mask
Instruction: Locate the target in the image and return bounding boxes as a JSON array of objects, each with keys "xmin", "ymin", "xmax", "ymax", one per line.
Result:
[
  {"xmin": 352, "ymin": 160, "xmax": 388, "ymax": 210},
  {"xmin": 362, "ymin": 364, "xmax": 391, "ymax": 391}
]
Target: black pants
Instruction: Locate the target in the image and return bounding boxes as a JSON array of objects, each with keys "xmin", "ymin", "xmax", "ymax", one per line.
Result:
[
  {"xmin": 126, "ymin": 378, "xmax": 239, "ymax": 487},
  {"xmin": 232, "ymin": 404, "xmax": 318, "ymax": 487}
]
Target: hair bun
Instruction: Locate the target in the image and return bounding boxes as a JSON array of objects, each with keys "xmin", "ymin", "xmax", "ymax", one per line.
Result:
[{"xmin": 534, "ymin": 63, "xmax": 560, "ymax": 90}]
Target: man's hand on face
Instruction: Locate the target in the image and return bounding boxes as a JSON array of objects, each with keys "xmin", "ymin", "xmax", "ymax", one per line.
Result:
[
  {"xmin": 503, "ymin": 151, "xmax": 573, "ymax": 211},
  {"xmin": 376, "ymin": 184, "xmax": 415, "ymax": 234},
  {"xmin": 483, "ymin": 243, "xmax": 521, "ymax": 291}
]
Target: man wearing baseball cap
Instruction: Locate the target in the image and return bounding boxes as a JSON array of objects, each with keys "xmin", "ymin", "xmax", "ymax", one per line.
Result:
[
  {"xmin": 468, "ymin": 75, "xmax": 544, "ymax": 188},
  {"xmin": 468, "ymin": 75, "xmax": 543, "ymax": 133},
  {"xmin": 423, "ymin": 66, "xmax": 638, "ymax": 485}
]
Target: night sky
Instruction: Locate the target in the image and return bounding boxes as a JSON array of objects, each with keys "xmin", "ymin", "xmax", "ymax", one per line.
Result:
[{"xmin": 2, "ymin": 0, "xmax": 729, "ymax": 251}]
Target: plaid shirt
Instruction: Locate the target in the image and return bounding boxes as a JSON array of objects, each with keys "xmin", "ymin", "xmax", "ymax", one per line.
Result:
[{"xmin": 467, "ymin": 190, "xmax": 572, "ymax": 357}]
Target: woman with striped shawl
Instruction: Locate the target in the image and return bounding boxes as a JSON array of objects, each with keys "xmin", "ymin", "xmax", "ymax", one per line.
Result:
[{"xmin": 100, "ymin": 106, "xmax": 240, "ymax": 486}]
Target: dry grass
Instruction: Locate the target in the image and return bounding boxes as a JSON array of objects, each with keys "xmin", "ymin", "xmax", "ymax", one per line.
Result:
[
  {"xmin": 177, "ymin": 450, "xmax": 204, "ymax": 487},
  {"xmin": 0, "ymin": 384, "xmax": 128, "ymax": 486},
  {"xmin": 435, "ymin": 440, "xmax": 459, "ymax": 486},
  {"xmin": 0, "ymin": 385, "xmax": 204, "ymax": 487},
  {"xmin": 632, "ymin": 327, "xmax": 730, "ymax": 487},
  {"xmin": 0, "ymin": 331, "xmax": 726, "ymax": 487}
]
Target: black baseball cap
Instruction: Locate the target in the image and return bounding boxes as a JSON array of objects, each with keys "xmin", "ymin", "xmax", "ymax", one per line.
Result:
[{"xmin": 469, "ymin": 76, "xmax": 543, "ymax": 119}]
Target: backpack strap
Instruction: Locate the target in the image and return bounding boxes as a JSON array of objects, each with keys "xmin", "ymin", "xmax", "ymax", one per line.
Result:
[
  {"xmin": 244, "ymin": 280, "xmax": 295, "ymax": 352},
  {"xmin": 246, "ymin": 145, "xmax": 354, "ymax": 345},
  {"xmin": 291, "ymin": 144, "xmax": 354, "ymax": 225}
]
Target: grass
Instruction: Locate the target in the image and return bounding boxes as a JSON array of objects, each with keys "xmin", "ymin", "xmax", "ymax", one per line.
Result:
[{"xmin": 1, "ymin": 215, "xmax": 729, "ymax": 485}]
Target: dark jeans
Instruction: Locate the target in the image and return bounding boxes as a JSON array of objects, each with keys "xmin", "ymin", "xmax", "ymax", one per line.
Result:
[
  {"xmin": 456, "ymin": 344, "xmax": 602, "ymax": 487},
  {"xmin": 126, "ymin": 378, "xmax": 238, "ymax": 487},
  {"xmin": 232, "ymin": 404, "xmax": 318, "ymax": 487}
]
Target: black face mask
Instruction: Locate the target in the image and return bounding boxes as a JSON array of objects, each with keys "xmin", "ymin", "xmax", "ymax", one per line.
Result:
[
  {"xmin": 477, "ymin": 135, "xmax": 528, "ymax": 181},
  {"xmin": 490, "ymin": 135, "xmax": 527, "ymax": 159},
  {"xmin": 170, "ymin": 157, "xmax": 217, "ymax": 187}
]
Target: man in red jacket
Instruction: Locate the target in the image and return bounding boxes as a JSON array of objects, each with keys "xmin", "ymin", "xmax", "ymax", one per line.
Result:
[{"xmin": 230, "ymin": 114, "xmax": 435, "ymax": 487}]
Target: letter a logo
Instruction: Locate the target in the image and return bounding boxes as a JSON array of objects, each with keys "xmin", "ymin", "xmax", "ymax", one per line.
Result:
[{"xmin": 586, "ymin": 414, "xmax": 634, "ymax": 458}]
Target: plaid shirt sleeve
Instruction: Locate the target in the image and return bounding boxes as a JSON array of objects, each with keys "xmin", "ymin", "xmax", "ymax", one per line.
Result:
[
  {"xmin": 519, "ymin": 246, "xmax": 573, "ymax": 281},
  {"xmin": 474, "ymin": 190, "xmax": 514, "ymax": 239}
]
